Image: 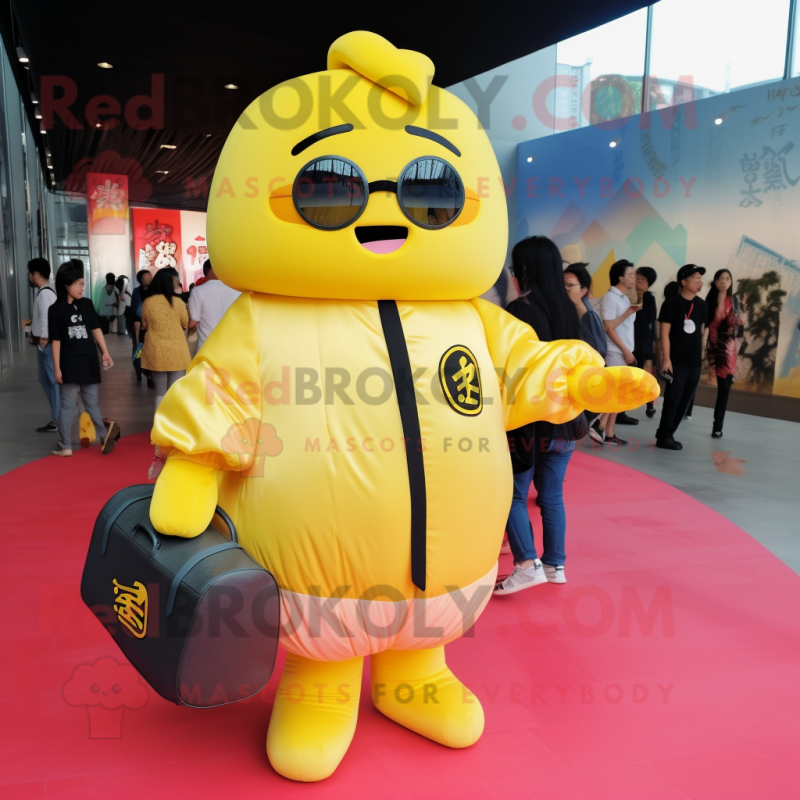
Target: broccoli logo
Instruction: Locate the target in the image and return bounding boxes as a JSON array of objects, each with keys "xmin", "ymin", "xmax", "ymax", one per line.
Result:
[
  {"xmin": 220, "ymin": 419, "xmax": 283, "ymax": 477},
  {"xmin": 63, "ymin": 656, "xmax": 148, "ymax": 738}
]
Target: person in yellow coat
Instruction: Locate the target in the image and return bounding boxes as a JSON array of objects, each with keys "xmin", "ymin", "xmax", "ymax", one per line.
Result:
[{"xmin": 150, "ymin": 32, "xmax": 658, "ymax": 782}]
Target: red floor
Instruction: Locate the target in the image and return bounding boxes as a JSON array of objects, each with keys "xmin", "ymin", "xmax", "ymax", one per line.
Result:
[{"xmin": 2, "ymin": 432, "xmax": 799, "ymax": 799}]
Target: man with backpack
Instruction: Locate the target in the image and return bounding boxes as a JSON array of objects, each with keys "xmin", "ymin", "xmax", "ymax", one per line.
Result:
[{"xmin": 27, "ymin": 258, "xmax": 60, "ymax": 433}]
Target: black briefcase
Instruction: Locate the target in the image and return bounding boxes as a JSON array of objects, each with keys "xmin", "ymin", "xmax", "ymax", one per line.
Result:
[{"xmin": 81, "ymin": 484, "xmax": 280, "ymax": 708}]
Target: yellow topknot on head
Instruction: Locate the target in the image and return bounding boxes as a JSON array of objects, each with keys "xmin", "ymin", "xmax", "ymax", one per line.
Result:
[{"xmin": 327, "ymin": 31, "xmax": 434, "ymax": 106}]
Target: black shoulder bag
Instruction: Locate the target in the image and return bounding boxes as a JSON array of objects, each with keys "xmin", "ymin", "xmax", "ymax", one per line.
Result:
[{"xmin": 81, "ymin": 484, "xmax": 280, "ymax": 708}]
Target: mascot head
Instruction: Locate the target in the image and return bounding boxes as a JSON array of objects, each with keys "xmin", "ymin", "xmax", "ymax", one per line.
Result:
[{"xmin": 208, "ymin": 31, "xmax": 507, "ymax": 300}]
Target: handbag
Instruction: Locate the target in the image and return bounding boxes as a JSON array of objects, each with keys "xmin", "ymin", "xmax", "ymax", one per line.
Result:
[
  {"xmin": 133, "ymin": 342, "xmax": 143, "ymax": 362},
  {"xmin": 505, "ymin": 295, "xmax": 590, "ymax": 472},
  {"xmin": 81, "ymin": 484, "xmax": 280, "ymax": 708},
  {"xmin": 731, "ymin": 295, "xmax": 746, "ymax": 339},
  {"xmin": 507, "ymin": 413, "xmax": 588, "ymax": 473},
  {"xmin": 548, "ymin": 413, "xmax": 589, "ymax": 443}
]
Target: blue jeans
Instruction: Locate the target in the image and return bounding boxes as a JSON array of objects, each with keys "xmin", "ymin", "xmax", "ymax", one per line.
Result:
[
  {"xmin": 37, "ymin": 344, "xmax": 60, "ymax": 421},
  {"xmin": 505, "ymin": 440, "xmax": 575, "ymax": 567}
]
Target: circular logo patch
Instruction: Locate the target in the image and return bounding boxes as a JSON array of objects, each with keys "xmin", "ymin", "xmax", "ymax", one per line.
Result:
[{"xmin": 439, "ymin": 345, "xmax": 483, "ymax": 416}]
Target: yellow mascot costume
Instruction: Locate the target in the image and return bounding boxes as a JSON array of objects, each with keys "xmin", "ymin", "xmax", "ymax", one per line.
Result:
[{"xmin": 150, "ymin": 31, "xmax": 658, "ymax": 782}]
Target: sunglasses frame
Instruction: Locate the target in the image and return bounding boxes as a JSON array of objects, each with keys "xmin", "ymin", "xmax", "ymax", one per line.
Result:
[{"xmin": 292, "ymin": 155, "xmax": 465, "ymax": 232}]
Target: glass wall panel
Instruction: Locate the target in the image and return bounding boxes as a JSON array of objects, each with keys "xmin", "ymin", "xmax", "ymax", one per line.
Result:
[
  {"xmin": 649, "ymin": 0, "xmax": 792, "ymax": 109},
  {"xmin": 555, "ymin": 8, "xmax": 648, "ymax": 131},
  {"xmin": 0, "ymin": 37, "xmax": 51, "ymax": 377},
  {"xmin": 47, "ymin": 193, "xmax": 89, "ymax": 272}
]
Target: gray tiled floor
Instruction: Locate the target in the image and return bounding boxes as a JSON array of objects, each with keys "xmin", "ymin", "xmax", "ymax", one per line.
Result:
[
  {"xmin": 0, "ymin": 334, "xmax": 154, "ymax": 473},
  {"xmin": 2, "ymin": 340, "xmax": 799, "ymax": 572},
  {"xmin": 582, "ymin": 402, "xmax": 800, "ymax": 573}
]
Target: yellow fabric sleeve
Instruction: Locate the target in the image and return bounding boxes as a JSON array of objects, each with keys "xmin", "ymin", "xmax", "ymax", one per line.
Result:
[
  {"xmin": 150, "ymin": 292, "xmax": 264, "ymax": 471},
  {"xmin": 471, "ymin": 298, "xmax": 659, "ymax": 431}
]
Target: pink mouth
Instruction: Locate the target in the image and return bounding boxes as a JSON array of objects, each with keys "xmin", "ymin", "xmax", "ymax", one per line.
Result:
[{"xmin": 360, "ymin": 239, "xmax": 406, "ymax": 254}]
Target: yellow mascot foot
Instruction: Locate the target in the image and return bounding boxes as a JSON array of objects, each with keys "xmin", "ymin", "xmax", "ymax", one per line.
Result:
[
  {"xmin": 266, "ymin": 653, "xmax": 363, "ymax": 782},
  {"xmin": 371, "ymin": 646, "xmax": 484, "ymax": 748}
]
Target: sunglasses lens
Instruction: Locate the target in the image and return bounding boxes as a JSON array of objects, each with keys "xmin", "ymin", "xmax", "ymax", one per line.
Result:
[
  {"xmin": 399, "ymin": 158, "xmax": 463, "ymax": 228},
  {"xmin": 293, "ymin": 158, "xmax": 366, "ymax": 228}
]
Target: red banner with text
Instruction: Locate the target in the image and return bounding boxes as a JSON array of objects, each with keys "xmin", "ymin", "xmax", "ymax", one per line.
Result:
[
  {"xmin": 87, "ymin": 173, "xmax": 129, "ymax": 234},
  {"xmin": 130, "ymin": 208, "xmax": 208, "ymax": 290}
]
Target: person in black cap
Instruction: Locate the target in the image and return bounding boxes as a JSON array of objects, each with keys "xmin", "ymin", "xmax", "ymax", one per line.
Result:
[{"xmin": 655, "ymin": 264, "xmax": 707, "ymax": 450}]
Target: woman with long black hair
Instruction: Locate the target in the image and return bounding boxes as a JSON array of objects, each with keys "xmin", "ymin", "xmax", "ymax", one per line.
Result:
[
  {"xmin": 706, "ymin": 269, "xmax": 746, "ymax": 438},
  {"xmin": 140, "ymin": 267, "xmax": 191, "ymax": 480},
  {"xmin": 140, "ymin": 267, "xmax": 191, "ymax": 413},
  {"xmin": 494, "ymin": 236, "xmax": 586, "ymax": 595}
]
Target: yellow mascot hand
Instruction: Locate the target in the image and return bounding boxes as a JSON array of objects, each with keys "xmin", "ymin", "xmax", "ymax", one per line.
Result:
[
  {"xmin": 566, "ymin": 364, "xmax": 660, "ymax": 414},
  {"xmin": 150, "ymin": 457, "xmax": 218, "ymax": 537}
]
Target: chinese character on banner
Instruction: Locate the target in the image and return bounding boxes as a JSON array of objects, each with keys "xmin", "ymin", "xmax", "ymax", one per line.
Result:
[
  {"xmin": 739, "ymin": 152, "xmax": 763, "ymax": 208},
  {"xmin": 87, "ymin": 173, "xmax": 129, "ymax": 234},
  {"xmin": 131, "ymin": 208, "xmax": 183, "ymax": 280},
  {"xmin": 738, "ymin": 142, "xmax": 799, "ymax": 207},
  {"xmin": 761, "ymin": 143, "xmax": 800, "ymax": 192},
  {"xmin": 154, "ymin": 240, "xmax": 177, "ymax": 269},
  {"xmin": 177, "ymin": 211, "xmax": 210, "ymax": 286}
]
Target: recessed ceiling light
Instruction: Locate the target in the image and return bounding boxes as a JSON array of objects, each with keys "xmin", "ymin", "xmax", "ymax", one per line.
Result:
[
  {"xmin": 160, "ymin": 143, "xmax": 177, "ymax": 149},
  {"xmin": 40, "ymin": 129, "xmax": 46, "ymax": 134},
  {"xmin": 31, "ymin": 93, "xmax": 39, "ymax": 104},
  {"xmin": 47, "ymin": 165, "xmax": 54, "ymax": 170},
  {"xmin": 16, "ymin": 47, "xmax": 28, "ymax": 63},
  {"xmin": 35, "ymin": 110, "xmax": 42, "ymax": 119},
  {"xmin": 609, "ymin": 141, "xmax": 617, "ymax": 148},
  {"xmin": 224, "ymin": 83, "xmax": 238, "ymax": 90},
  {"xmin": 156, "ymin": 170, "xmax": 169, "ymax": 174},
  {"xmin": 97, "ymin": 62, "xmax": 113, "ymax": 69},
  {"xmin": 205, "ymin": 133, "xmax": 213, "ymax": 137},
  {"xmin": 95, "ymin": 122, "xmax": 102, "ymax": 128},
  {"xmin": 526, "ymin": 156, "xmax": 533, "ymax": 163},
  {"xmin": 714, "ymin": 117, "xmax": 723, "ymax": 125}
]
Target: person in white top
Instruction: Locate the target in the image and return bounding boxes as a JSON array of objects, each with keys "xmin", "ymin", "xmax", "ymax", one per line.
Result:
[
  {"xmin": 115, "ymin": 275, "xmax": 131, "ymax": 336},
  {"xmin": 187, "ymin": 259, "xmax": 241, "ymax": 348},
  {"xmin": 591, "ymin": 260, "xmax": 641, "ymax": 446},
  {"xmin": 27, "ymin": 258, "xmax": 60, "ymax": 432},
  {"xmin": 98, "ymin": 273, "xmax": 119, "ymax": 334}
]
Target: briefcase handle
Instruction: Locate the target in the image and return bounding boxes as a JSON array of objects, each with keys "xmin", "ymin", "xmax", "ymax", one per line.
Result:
[
  {"xmin": 102, "ymin": 497, "xmax": 238, "ymax": 556},
  {"xmin": 133, "ymin": 523, "xmax": 162, "ymax": 558}
]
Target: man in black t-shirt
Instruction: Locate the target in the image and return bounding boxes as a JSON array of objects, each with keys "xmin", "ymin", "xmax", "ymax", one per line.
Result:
[{"xmin": 655, "ymin": 264, "xmax": 708, "ymax": 450}]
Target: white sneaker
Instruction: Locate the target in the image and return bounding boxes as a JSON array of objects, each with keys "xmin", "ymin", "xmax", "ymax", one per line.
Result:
[
  {"xmin": 544, "ymin": 565, "xmax": 567, "ymax": 584},
  {"xmin": 588, "ymin": 420, "xmax": 605, "ymax": 444},
  {"xmin": 499, "ymin": 540, "xmax": 512, "ymax": 555},
  {"xmin": 493, "ymin": 560, "xmax": 548, "ymax": 595}
]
